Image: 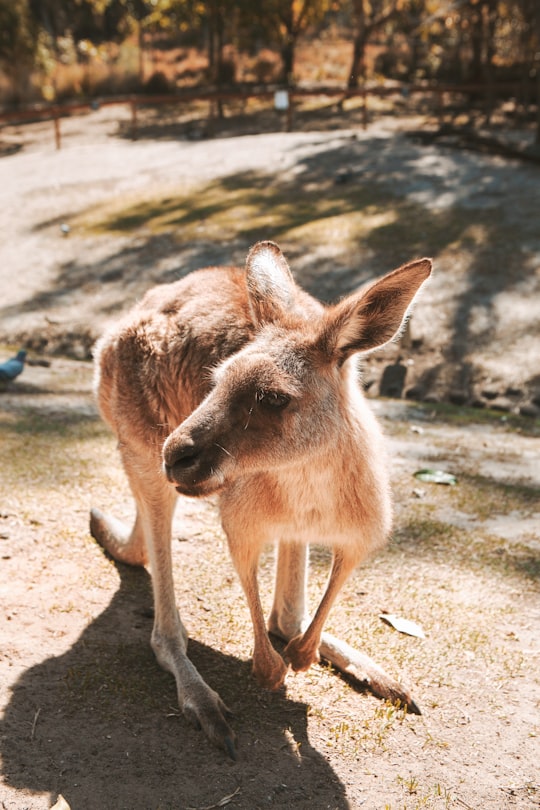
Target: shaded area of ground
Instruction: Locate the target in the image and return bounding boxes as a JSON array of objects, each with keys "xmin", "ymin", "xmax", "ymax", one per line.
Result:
[{"xmin": 2, "ymin": 559, "xmax": 347, "ymax": 810}]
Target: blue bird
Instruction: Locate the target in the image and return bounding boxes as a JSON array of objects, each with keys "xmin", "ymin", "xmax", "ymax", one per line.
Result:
[{"xmin": 0, "ymin": 350, "xmax": 27, "ymax": 382}]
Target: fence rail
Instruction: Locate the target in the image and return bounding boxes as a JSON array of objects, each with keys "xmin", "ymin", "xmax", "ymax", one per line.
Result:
[{"xmin": 0, "ymin": 81, "xmax": 532, "ymax": 150}]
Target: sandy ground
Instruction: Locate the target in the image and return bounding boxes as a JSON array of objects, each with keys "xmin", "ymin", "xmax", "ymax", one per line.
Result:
[{"xmin": 0, "ymin": 105, "xmax": 539, "ymax": 810}]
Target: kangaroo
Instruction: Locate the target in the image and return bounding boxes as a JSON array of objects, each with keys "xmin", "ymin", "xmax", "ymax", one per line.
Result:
[{"xmin": 90, "ymin": 240, "xmax": 432, "ymax": 759}]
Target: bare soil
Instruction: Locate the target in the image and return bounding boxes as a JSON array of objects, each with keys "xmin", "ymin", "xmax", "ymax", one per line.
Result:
[{"xmin": 0, "ymin": 105, "xmax": 539, "ymax": 810}]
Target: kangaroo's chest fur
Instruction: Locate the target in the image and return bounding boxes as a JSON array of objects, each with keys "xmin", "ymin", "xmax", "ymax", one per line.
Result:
[{"xmin": 219, "ymin": 398, "xmax": 392, "ymax": 556}]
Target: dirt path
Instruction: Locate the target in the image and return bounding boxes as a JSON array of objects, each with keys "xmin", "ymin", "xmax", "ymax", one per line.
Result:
[
  {"xmin": 1, "ymin": 105, "xmax": 539, "ymax": 409},
  {"xmin": 0, "ymin": 107, "xmax": 539, "ymax": 809}
]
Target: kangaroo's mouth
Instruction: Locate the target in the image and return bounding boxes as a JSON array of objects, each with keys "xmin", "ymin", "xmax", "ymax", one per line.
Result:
[
  {"xmin": 173, "ymin": 478, "xmax": 224, "ymax": 497},
  {"xmin": 163, "ymin": 434, "xmax": 231, "ymax": 497},
  {"xmin": 163, "ymin": 460, "xmax": 226, "ymax": 498}
]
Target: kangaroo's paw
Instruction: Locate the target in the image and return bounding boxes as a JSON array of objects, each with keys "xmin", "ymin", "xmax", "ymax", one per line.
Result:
[
  {"xmin": 252, "ymin": 647, "xmax": 289, "ymax": 692},
  {"xmin": 319, "ymin": 632, "xmax": 421, "ymax": 714},
  {"xmin": 90, "ymin": 507, "xmax": 148, "ymax": 567},
  {"xmin": 283, "ymin": 633, "xmax": 320, "ymax": 673}
]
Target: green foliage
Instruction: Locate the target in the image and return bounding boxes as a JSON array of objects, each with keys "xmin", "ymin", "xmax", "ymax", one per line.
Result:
[
  {"xmin": 28, "ymin": 0, "xmax": 148, "ymax": 45},
  {"xmin": 0, "ymin": 0, "xmax": 38, "ymax": 69}
]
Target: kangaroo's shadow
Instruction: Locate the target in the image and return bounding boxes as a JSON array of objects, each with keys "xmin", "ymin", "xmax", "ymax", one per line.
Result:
[{"xmin": 0, "ymin": 558, "xmax": 349, "ymax": 810}]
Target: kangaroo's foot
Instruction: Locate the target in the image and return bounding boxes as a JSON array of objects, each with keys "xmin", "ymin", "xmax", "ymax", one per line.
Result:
[
  {"xmin": 90, "ymin": 507, "xmax": 148, "ymax": 567},
  {"xmin": 152, "ymin": 630, "xmax": 237, "ymax": 759}
]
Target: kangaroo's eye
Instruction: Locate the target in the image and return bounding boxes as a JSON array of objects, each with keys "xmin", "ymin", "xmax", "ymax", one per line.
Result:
[{"xmin": 256, "ymin": 390, "xmax": 291, "ymax": 409}]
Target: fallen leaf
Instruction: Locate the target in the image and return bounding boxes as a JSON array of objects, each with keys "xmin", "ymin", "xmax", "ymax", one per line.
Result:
[
  {"xmin": 414, "ymin": 468, "xmax": 457, "ymax": 485},
  {"xmin": 380, "ymin": 613, "xmax": 426, "ymax": 638}
]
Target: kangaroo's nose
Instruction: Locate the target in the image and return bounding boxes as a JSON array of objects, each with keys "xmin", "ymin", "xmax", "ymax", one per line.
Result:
[{"xmin": 163, "ymin": 440, "xmax": 200, "ymax": 481}]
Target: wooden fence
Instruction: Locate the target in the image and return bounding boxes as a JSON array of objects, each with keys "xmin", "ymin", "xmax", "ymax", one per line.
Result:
[{"xmin": 0, "ymin": 82, "xmax": 531, "ymax": 150}]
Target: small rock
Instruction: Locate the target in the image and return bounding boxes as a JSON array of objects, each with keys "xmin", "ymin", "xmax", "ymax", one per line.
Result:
[
  {"xmin": 27, "ymin": 357, "xmax": 51, "ymax": 367},
  {"xmin": 405, "ymin": 385, "xmax": 423, "ymax": 400},
  {"xmin": 334, "ymin": 168, "xmax": 353, "ymax": 184},
  {"xmin": 519, "ymin": 403, "xmax": 540, "ymax": 418},
  {"xmin": 490, "ymin": 397, "xmax": 514, "ymax": 413},
  {"xmin": 379, "ymin": 361, "xmax": 407, "ymax": 398},
  {"xmin": 449, "ymin": 390, "xmax": 468, "ymax": 406}
]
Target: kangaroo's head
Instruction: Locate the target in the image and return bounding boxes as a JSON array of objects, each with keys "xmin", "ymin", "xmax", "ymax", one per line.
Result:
[{"xmin": 163, "ymin": 241, "xmax": 431, "ymax": 497}]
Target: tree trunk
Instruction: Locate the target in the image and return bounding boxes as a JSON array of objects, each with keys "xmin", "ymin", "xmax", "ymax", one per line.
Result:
[
  {"xmin": 207, "ymin": 18, "xmax": 216, "ymax": 78},
  {"xmin": 347, "ymin": 33, "xmax": 367, "ymax": 89},
  {"xmin": 138, "ymin": 22, "xmax": 145, "ymax": 87},
  {"xmin": 347, "ymin": 0, "xmax": 367, "ymax": 89},
  {"xmin": 469, "ymin": 5, "xmax": 483, "ymax": 83},
  {"xmin": 279, "ymin": 0, "xmax": 296, "ymax": 86},
  {"xmin": 206, "ymin": 3, "xmax": 226, "ymax": 117},
  {"xmin": 537, "ymin": 69, "xmax": 540, "ymax": 145},
  {"xmin": 482, "ymin": 0, "xmax": 497, "ymax": 124},
  {"xmin": 216, "ymin": 16, "xmax": 225, "ymax": 118},
  {"xmin": 281, "ymin": 37, "xmax": 295, "ymax": 84},
  {"xmin": 535, "ymin": 3, "xmax": 540, "ymax": 144}
]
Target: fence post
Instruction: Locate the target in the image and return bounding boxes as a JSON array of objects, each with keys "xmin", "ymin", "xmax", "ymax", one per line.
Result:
[
  {"xmin": 362, "ymin": 87, "xmax": 368, "ymax": 130},
  {"xmin": 53, "ymin": 110, "xmax": 61, "ymax": 150},
  {"xmin": 437, "ymin": 89, "xmax": 444, "ymax": 121},
  {"xmin": 287, "ymin": 92, "xmax": 293, "ymax": 131},
  {"xmin": 131, "ymin": 100, "xmax": 138, "ymax": 140},
  {"xmin": 207, "ymin": 97, "xmax": 216, "ymax": 137}
]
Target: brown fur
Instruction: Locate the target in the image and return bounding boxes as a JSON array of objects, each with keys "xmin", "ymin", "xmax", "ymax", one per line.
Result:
[{"xmin": 90, "ymin": 240, "xmax": 432, "ymax": 757}]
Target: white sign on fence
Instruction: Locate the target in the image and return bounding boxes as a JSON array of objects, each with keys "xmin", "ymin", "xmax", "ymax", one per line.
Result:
[{"xmin": 274, "ymin": 90, "xmax": 289, "ymax": 111}]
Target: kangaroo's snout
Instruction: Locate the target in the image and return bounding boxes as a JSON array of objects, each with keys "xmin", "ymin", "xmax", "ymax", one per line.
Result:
[
  {"xmin": 163, "ymin": 432, "xmax": 204, "ymax": 487},
  {"xmin": 163, "ymin": 437, "xmax": 200, "ymax": 478},
  {"xmin": 162, "ymin": 426, "xmax": 226, "ymax": 496}
]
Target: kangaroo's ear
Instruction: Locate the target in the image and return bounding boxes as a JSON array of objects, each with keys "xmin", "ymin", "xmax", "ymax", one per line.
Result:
[
  {"xmin": 245, "ymin": 241, "xmax": 297, "ymax": 325},
  {"xmin": 319, "ymin": 258, "xmax": 432, "ymax": 362}
]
